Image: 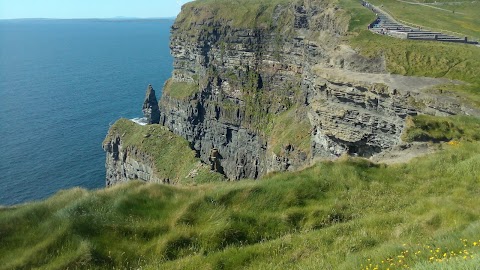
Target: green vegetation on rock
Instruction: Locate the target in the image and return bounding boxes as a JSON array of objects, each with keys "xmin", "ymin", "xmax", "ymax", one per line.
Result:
[
  {"xmin": 104, "ymin": 119, "xmax": 224, "ymax": 184},
  {"xmin": 162, "ymin": 79, "xmax": 199, "ymax": 100},
  {"xmin": 268, "ymin": 106, "xmax": 312, "ymax": 155},
  {"xmin": 176, "ymin": 0, "xmax": 293, "ymax": 29},
  {"xmin": 403, "ymin": 115, "xmax": 480, "ymax": 143}
]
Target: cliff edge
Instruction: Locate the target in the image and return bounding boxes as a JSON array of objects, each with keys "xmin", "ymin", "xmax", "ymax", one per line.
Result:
[
  {"xmin": 103, "ymin": 119, "xmax": 223, "ymax": 186},
  {"xmin": 104, "ymin": 0, "xmax": 479, "ymax": 184},
  {"xmin": 156, "ymin": 0, "xmax": 477, "ymax": 180}
]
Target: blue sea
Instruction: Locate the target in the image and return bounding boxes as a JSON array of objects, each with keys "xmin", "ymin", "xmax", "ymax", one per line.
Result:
[{"xmin": 0, "ymin": 19, "xmax": 173, "ymax": 205}]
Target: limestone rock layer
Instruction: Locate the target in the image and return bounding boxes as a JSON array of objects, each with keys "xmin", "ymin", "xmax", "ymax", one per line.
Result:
[
  {"xmin": 106, "ymin": 0, "xmax": 478, "ymax": 183},
  {"xmin": 157, "ymin": 0, "xmax": 476, "ymax": 180}
]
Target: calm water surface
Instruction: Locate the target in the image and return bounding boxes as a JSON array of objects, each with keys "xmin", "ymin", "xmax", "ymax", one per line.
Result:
[{"xmin": 0, "ymin": 19, "xmax": 173, "ymax": 205}]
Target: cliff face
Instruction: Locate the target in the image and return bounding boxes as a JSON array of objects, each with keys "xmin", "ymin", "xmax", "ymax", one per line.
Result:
[
  {"xmin": 104, "ymin": 133, "xmax": 161, "ymax": 186},
  {"xmin": 103, "ymin": 0, "xmax": 477, "ymax": 184},
  {"xmin": 157, "ymin": 0, "xmax": 474, "ymax": 180},
  {"xmin": 160, "ymin": 0, "xmax": 347, "ymax": 179},
  {"xmin": 103, "ymin": 119, "xmax": 224, "ymax": 186}
]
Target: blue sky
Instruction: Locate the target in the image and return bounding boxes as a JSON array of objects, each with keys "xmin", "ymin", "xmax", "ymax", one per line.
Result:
[{"xmin": 0, "ymin": 0, "xmax": 194, "ymax": 19}]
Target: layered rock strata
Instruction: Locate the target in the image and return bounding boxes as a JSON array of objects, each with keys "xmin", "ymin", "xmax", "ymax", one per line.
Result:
[
  {"xmin": 159, "ymin": 0, "xmax": 347, "ymax": 179},
  {"xmin": 105, "ymin": 0, "xmax": 478, "ymax": 184},
  {"xmin": 157, "ymin": 0, "xmax": 475, "ymax": 180},
  {"xmin": 103, "ymin": 133, "xmax": 162, "ymax": 186}
]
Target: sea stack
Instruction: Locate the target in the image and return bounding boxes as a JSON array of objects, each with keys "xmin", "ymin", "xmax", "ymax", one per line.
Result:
[{"xmin": 142, "ymin": 84, "xmax": 160, "ymax": 124}]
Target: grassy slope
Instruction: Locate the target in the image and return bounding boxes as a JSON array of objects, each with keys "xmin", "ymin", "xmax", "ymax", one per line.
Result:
[
  {"xmin": 403, "ymin": 115, "xmax": 480, "ymax": 143},
  {"xmin": 340, "ymin": 0, "xmax": 480, "ymax": 107},
  {"xmin": 368, "ymin": 0, "xmax": 480, "ymax": 41},
  {"xmin": 176, "ymin": 0, "xmax": 293, "ymax": 29},
  {"xmin": 104, "ymin": 119, "xmax": 224, "ymax": 184},
  {"xmin": 1, "ymin": 141, "xmax": 479, "ymax": 269},
  {"xmin": 162, "ymin": 79, "xmax": 199, "ymax": 100}
]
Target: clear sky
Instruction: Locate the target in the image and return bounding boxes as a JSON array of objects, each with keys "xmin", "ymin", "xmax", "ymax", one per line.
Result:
[{"xmin": 0, "ymin": 0, "xmax": 194, "ymax": 19}]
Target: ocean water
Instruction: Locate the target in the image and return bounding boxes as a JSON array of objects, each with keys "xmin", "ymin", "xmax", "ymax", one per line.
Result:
[{"xmin": 0, "ymin": 19, "xmax": 173, "ymax": 205}]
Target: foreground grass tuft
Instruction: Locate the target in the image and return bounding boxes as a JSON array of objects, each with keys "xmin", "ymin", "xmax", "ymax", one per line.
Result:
[{"xmin": 1, "ymin": 139, "xmax": 480, "ymax": 269}]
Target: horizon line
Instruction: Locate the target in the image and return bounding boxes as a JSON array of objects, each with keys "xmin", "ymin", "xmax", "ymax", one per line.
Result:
[{"xmin": 0, "ymin": 17, "xmax": 177, "ymax": 21}]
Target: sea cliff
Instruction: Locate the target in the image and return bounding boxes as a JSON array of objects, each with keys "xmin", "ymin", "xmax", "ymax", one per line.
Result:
[{"xmin": 104, "ymin": 0, "xmax": 478, "ymax": 184}]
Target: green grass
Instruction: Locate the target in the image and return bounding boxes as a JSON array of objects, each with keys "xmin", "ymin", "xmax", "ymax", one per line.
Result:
[
  {"xmin": 104, "ymin": 119, "xmax": 224, "ymax": 184},
  {"xmin": 349, "ymin": 26, "xmax": 480, "ymax": 84},
  {"xmin": 368, "ymin": 0, "xmax": 480, "ymax": 41},
  {"xmin": 338, "ymin": 0, "xmax": 480, "ymax": 106},
  {"xmin": 176, "ymin": 0, "xmax": 294, "ymax": 30},
  {"xmin": 162, "ymin": 79, "xmax": 199, "ymax": 100},
  {"xmin": 1, "ymin": 139, "xmax": 480, "ymax": 269},
  {"xmin": 267, "ymin": 106, "xmax": 312, "ymax": 156},
  {"xmin": 339, "ymin": 0, "xmax": 376, "ymax": 32},
  {"xmin": 403, "ymin": 115, "xmax": 480, "ymax": 143}
]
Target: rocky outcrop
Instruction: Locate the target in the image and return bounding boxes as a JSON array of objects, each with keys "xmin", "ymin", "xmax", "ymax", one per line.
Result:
[
  {"xmin": 304, "ymin": 68, "xmax": 477, "ymax": 157},
  {"xmin": 142, "ymin": 84, "xmax": 160, "ymax": 124},
  {"xmin": 103, "ymin": 119, "xmax": 225, "ymax": 187},
  {"xmin": 103, "ymin": 133, "xmax": 162, "ymax": 186}
]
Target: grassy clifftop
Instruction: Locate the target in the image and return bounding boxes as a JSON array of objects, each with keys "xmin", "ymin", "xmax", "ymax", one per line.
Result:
[
  {"xmin": 339, "ymin": 0, "xmax": 480, "ymax": 108},
  {"xmin": 176, "ymin": 0, "xmax": 293, "ymax": 29},
  {"xmin": 368, "ymin": 0, "xmax": 480, "ymax": 41},
  {"xmin": 1, "ymin": 140, "xmax": 480, "ymax": 269},
  {"xmin": 104, "ymin": 119, "xmax": 224, "ymax": 184}
]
